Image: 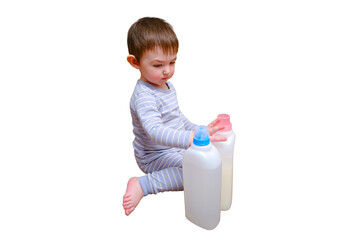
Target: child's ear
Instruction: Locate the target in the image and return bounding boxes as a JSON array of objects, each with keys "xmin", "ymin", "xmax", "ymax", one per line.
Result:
[{"xmin": 127, "ymin": 55, "xmax": 140, "ymax": 69}]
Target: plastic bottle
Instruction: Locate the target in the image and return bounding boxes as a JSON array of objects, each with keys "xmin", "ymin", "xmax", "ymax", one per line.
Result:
[
  {"xmin": 183, "ymin": 125, "xmax": 222, "ymax": 230},
  {"xmin": 213, "ymin": 114, "xmax": 236, "ymax": 211}
]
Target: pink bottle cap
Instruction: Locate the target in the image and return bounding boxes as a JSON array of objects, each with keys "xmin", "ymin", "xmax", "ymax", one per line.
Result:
[{"xmin": 216, "ymin": 114, "xmax": 232, "ymax": 132}]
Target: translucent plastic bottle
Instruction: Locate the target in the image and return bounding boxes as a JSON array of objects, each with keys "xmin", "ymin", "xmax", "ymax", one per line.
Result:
[
  {"xmin": 213, "ymin": 114, "xmax": 236, "ymax": 211},
  {"xmin": 183, "ymin": 126, "xmax": 222, "ymax": 230}
]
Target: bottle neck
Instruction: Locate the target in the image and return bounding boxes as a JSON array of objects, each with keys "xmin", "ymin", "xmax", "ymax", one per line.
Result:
[{"xmin": 190, "ymin": 142, "xmax": 212, "ymax": 151}]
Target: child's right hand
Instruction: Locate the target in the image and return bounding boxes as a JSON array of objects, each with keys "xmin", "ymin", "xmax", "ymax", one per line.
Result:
[
  {"xmin": 207, "ymin": 118, "xmax": 227, "ymax": 142},
  {"xmin": 188, "ymin": 118, "xmax": 227, "ymax": 146}
]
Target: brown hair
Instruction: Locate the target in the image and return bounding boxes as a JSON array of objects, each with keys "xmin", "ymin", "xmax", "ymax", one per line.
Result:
[{"xmin": 127, "ymin": 17, "xmax": 179, "ymax": 63}]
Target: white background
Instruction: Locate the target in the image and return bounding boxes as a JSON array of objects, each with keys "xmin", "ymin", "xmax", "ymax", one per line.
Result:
[{"xmin": 1, "ymin": 0, "xmax": 359, "ymax": 239}]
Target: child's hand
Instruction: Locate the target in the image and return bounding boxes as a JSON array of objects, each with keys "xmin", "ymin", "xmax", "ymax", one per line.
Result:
[
  {"xmin": 188, "ymin": 118, "xmax": 227, "ymax": 146},
  {"xmin": 207, "ymin": 118, "xmax": 227, "ymax": 142}
]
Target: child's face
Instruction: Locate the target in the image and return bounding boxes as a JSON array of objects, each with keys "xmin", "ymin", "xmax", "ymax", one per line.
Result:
[{"xmin": 138, "ymin": 47, "xmax": 177, "ymax": 89}]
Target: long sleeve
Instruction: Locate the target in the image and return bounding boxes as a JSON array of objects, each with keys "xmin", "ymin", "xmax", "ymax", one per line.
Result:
[
  {"xmin": 135, "ymin": 92, "xmax": 192, "ymax": 149},
  {"xmin": 179, "ymin": 110, "xmax": 197, "ymax": 131}
]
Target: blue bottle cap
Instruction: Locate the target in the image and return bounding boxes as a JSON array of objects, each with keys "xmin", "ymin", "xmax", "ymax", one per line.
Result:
[{"xmin": 193, "ymin": 125, "xmax": 210, "ymax": 146}]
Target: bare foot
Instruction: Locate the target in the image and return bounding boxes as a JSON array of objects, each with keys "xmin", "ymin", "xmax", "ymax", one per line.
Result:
[{"xmin": 123, "ymin": 177, "xmax": 144, "ymax": 216}]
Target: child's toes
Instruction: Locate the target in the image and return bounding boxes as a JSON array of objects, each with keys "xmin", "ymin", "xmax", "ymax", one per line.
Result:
[
  {"xmin": 126, "ymin": 207, "xmax": 135, "ymax": 215},
  {"xmin": 123, "ymin": 201, "xmax": 132, "ymax": 208}
]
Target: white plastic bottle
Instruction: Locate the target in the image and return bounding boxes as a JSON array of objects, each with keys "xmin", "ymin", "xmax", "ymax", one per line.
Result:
[
  {"xmin": 213, "ymin": 114, "xmax": 236, "ymax": 211},
  {"xmin": 183, "ymin": 125, "xmax": 222, "ymax": 230}
]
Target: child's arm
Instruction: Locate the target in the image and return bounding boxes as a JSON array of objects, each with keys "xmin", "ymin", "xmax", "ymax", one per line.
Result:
[{"xmin": 135, "ymin": 93, "xmax": 193, "ymax": 149}]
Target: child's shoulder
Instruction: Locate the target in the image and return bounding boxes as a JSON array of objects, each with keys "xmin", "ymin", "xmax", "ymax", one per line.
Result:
[
  {"xmin": 130, "ymin": 80, "xmax": 157, "ymax": 104},
  {"xmin": 133, "ymin": 80, "xmax": 156, "ymax": 97}
]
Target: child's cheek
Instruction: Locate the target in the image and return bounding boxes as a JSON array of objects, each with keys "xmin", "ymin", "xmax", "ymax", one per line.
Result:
[
  {"xmin": 154, "ymin": 71, "xmax": 162, "ymax": 80},
  {"xmin": 148, "ymin": 72, "xmax": 160, "ymax": 82}
]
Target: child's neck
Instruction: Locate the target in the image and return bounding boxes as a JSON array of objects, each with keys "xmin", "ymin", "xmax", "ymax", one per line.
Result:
[{"xmin": 140, "ymin": 78, "xmax": 169, "ymax": 90}]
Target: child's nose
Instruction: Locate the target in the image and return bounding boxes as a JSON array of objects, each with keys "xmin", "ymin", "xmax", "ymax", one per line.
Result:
[{"xmin": 163, "ymin": 66, "xmax": 170, "ymax": 75}]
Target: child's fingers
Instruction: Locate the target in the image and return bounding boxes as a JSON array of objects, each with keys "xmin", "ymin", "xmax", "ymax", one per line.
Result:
[
  {"xmin": 208, "ymin": 125, "xmax": 225, "ymax": 135},
  {"xmin": 210, "ymin": 136, "xmax": 227, "ymax": 142},
  {"xmin": 207, "ymin": 118, "xmax": 220, "ymax": 128}
]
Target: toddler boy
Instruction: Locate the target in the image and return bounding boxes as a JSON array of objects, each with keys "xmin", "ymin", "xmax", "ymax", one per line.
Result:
[{"xmin": 123, "ymin": 17, "xmax": 226, "ymax": 216}]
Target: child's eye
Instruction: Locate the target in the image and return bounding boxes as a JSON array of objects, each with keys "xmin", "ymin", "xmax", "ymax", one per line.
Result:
[
  {"xmin": 170, "ymin": 62, "xmax": 175, "ymax": 65},
  {"xmin": 154, "ymin": 64, "xmax": 162, "ymax": 67}
]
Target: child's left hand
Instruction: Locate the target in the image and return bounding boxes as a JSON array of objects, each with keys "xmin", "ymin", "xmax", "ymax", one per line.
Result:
[{"xmin": 207, "ymin": 118, "xmax": 227, "ymax": 142}]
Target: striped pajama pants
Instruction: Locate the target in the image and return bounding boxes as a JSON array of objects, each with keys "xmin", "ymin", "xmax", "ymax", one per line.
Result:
[{"xmin": 137, "ymin": 149, "xmax": 185, "ymax": 196}]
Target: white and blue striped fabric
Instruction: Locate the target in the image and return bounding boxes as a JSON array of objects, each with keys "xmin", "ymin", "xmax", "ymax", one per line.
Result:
[{"xmin": 130, "ymin": 80, "xmax": 197, "ymax": 195}]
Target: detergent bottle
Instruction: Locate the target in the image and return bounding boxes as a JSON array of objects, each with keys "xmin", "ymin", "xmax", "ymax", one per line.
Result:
[
  {"xmin": 183, "ymin": 125, "xmax": 222, "ymax": 230},
  {"xmin": 213, "ymin": 114, "xmax": 236, "ymax": 211}
]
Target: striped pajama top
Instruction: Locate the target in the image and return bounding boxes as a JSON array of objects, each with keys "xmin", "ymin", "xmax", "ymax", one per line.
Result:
[{"xmin": 130, "ymin": 80, "xmax": 197, "ymax": 163}]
